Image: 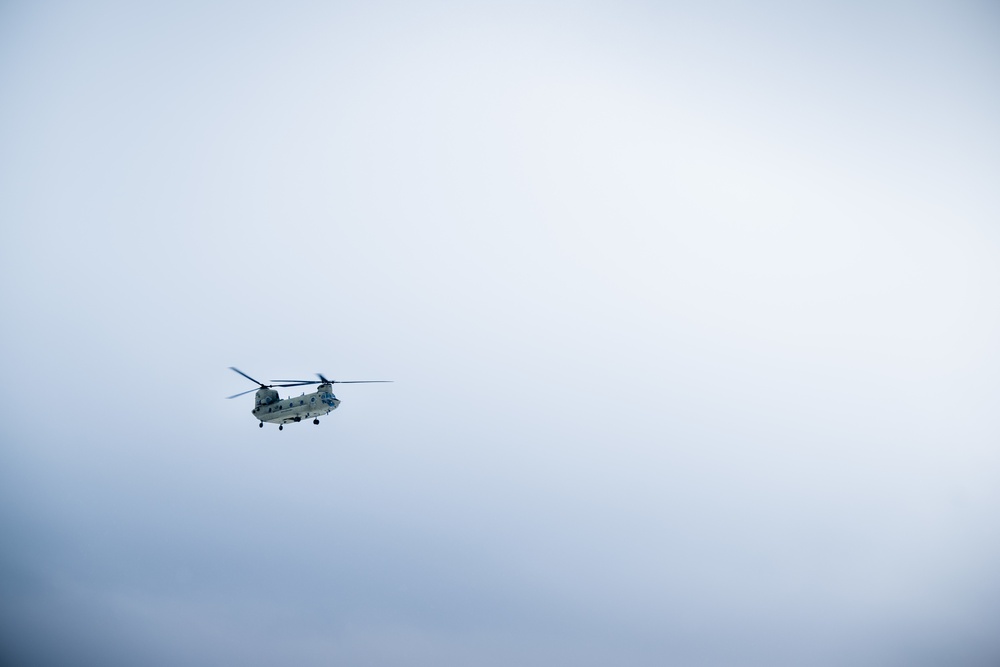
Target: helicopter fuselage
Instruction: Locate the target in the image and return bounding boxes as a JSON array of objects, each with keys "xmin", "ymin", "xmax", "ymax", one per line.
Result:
[{"xmin": 252, "ymin": 382, "xmax": 341, "ymax": 425}]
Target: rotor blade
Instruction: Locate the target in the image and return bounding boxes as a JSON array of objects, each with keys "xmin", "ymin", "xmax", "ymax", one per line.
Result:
[
  {"xmin": 271, "ymin": 378, "xmax": 393, "ymax": 385},
  {"xmin": 332, "ymin": 380, "xmax": 393, "ymax": 384},
  {"xmin": 272, "ymin": 381, "xmax": 318, "ymax": 387},
  {"xmin": 229, "ymin": 366, "xmax": 265, "ymax": 386},
  {"xmin": 315, "ymin": 373, "xmax": 391, "ymax": 384},
  {"xmin": 227, "ymin": 387, "xmax": 261, "ymax": 399}
]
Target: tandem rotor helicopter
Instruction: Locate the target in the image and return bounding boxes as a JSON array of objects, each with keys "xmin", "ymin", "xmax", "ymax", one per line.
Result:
[{"xmin": 227, "ymin": 367, "xmax": 391, "ymax": 430}]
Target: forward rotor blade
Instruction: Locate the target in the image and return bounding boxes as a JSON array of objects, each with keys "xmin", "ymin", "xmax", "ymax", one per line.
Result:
[
  {"xmin": 272, "ymin": 381, "xmax": 318, "ymax": 387},
  {"xmin": 229, "ymin": 366, "xmax": 265, "ymax": 386},
  {"xmin": 227, "ymin": 387, "xmax": 261, "ymax": 399}
]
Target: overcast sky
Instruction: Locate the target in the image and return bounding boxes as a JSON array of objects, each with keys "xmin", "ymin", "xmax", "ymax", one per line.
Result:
[{"xmin": 2, "ymin": 1, "xmax": 999, "ymax": 665}]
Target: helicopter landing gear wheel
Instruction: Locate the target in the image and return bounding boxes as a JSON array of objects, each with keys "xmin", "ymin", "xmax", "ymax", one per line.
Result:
[
  {"xmin": 279, "ymin": 424, "xmax": 283, "ymax": 431},
  {"xmin": 313, "ymin": 419, "xmax": 319, "ymax": 425},
  {"xmin": 259, "ymin": 422, "xmax": 263, "ymax": 428}
]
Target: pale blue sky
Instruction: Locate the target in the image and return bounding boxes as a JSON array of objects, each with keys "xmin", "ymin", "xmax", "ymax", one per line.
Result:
[{"xmin": 2, "ymin": 2, "xmax": 999, "ymax": 665}]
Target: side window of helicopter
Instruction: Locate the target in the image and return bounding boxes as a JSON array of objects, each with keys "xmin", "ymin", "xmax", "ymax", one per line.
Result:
[{"xmin": 310, "ymin": 397, "xmax": 315, "ymax": 403}]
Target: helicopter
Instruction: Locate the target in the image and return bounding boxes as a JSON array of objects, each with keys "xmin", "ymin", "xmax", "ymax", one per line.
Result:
[{"xmin": 228, "ymin": 367, "xmax": 391, "ymax": 430}]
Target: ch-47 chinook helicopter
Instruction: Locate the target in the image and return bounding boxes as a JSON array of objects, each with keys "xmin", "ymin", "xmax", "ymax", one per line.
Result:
[{"xmin": 227, "ymin": 367, "xmax": 391, "ymax": 430}]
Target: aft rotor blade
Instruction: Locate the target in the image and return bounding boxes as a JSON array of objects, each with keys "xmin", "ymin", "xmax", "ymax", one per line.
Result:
[
  {"xmin": 271, "ymin": 378, "xmax": 393, "ymax": 385},
  {"xmin": 227, "ymin": 387, "xmax": 261, "ymax": 399},
  {"xmin": 229, "ymin": 366, "xmax": 266, "ymax": 386},
  {"xmin": 315, "ymin": 373, "xmax": 391, "ymax": 384},
  {"xmin": 334, "ymin": 381, "xmax": 393, "ymax": 384}
]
